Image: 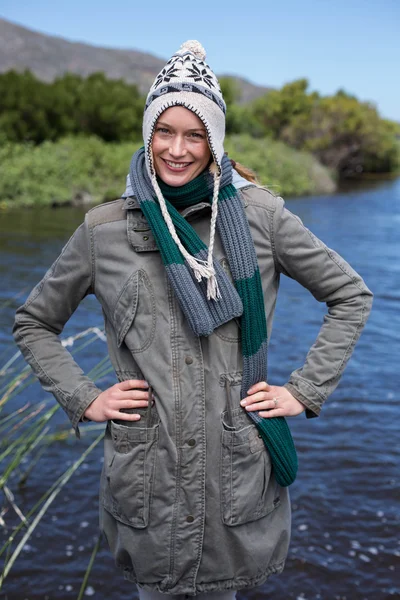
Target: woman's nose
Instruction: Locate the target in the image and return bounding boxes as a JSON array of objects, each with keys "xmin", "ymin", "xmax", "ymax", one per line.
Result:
[{"xmin": 169, "ymin": 136, "xmax": 186, "ymax": 157}]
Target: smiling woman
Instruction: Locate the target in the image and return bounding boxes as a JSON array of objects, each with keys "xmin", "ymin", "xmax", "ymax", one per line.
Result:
[
  {"xmin": 13, "ymin": 39, "xmax": 373, "ymax": 600},
  {"xmin": 152, "ymin": 106, "xmax": 211, "ymax": 186}
]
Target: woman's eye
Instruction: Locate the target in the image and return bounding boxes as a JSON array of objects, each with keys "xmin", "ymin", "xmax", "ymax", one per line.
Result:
[
  {"xmin": 156, "ymin": 127, "xmax": 170, "ymax": 135},
  {"xmin": 189, "ymin": 132, "xmax": 205, "ymax": 139}
]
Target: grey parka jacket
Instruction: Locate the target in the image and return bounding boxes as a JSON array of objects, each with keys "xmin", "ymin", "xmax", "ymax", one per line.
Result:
[{"xmin": 13, "ymin": 183, "xmax": 373, "ymax": 595}]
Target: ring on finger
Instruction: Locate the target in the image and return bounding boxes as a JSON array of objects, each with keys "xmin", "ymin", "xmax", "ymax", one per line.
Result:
[{"xmin": 272, "ymin": 397, "xmax": 278, "ymax": 408}]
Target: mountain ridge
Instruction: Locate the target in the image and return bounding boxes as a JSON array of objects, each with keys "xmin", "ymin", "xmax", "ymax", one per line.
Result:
[{"xmin": 0, "ymin": 17, "xmax": 271, "ymax": 103}]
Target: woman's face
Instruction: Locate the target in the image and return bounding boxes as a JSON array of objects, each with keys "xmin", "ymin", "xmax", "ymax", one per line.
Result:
[{"xmin": 152, "ymin": 106, "xmax": 211, "ymax": 187}]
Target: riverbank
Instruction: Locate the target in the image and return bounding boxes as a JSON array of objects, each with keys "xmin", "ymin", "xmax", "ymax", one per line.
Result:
[{"xmin": 0, "ymin": 135, "xmax": 336, "ymax": 209}]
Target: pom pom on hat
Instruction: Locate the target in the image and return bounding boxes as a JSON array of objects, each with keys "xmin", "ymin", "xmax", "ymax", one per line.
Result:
[{"xmin": 179, "ymin": 40, "xmax": 206, "ymax": 60}]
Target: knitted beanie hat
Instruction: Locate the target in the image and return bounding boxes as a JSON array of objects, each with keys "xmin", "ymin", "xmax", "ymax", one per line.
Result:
[
  {"xmin": 142, "ymin": 41, "xmax": 227, "ymax": 300},
  {"xmin": 143, "ymin": 40, "xmax": 226, "ymax": 176}
]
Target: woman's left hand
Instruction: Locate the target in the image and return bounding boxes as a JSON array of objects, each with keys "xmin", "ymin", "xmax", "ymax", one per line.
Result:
[{"xmin": 240, "ymin": 382, "xmax": 306, "ymax": 418}]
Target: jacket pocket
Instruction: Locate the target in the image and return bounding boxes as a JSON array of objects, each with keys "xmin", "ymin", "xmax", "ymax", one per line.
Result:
[
  {"xmin": 102, "ymin": 414, "xmax": 159, "ymax": 529},
  {"xmin": 220, "ymin": 407, "xmax": 280, "ymax": 526},
  {"xmin": 113, "ymin": 269, "xmax": 156, "ymax": 353}
]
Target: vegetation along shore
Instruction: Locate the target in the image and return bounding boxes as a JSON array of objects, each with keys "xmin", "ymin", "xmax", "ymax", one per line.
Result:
[{"xmin": 0, "ymin": 71, "xmax": 399, "ymax": 208}]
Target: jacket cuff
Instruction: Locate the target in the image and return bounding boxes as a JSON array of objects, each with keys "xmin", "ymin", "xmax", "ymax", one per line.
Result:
[
  {"xmin": 67, "ymin": 382, "xmax": 102, "ymax": 438},
  {"xmin": 283, "ymin": 382, "xmax": 321, "ymax": 419}
]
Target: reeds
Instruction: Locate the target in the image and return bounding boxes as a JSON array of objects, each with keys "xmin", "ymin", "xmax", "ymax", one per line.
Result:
[{"xmin": 0, "ymin": 326, "xmax": 111, "ymax": 596}]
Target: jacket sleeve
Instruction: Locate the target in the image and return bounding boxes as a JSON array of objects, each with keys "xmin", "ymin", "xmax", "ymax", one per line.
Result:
[
  {"xmin": 12, "ymin": 215, "xmax": 103, "ymax": 437},
  {"xmin": 270, "ymin": 196, "xmax": 373, "ymax": 418}
]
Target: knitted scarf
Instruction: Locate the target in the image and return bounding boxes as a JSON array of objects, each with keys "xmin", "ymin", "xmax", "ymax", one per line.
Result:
[{"xmin": 129, "ymin": 148, "xmax": 298, "ymax": 486}]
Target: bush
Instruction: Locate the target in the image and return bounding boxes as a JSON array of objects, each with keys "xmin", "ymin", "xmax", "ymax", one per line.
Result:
[
  {"xmin": 0, "ymin": 136, "xmax": 142, "ymax": 208},
  {"xmin": 0, "ymin": 134, "xmax": 336, "ymax": 209},
  {"xmin": 225, "ymin": 134, "xmax": 336, "ymax": 197}
]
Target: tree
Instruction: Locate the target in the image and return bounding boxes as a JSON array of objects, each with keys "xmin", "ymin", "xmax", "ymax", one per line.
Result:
[
  {"xmin": 250, "ymin": 80, "xmax": 400, "ymax": 176},
  {"xmin": 252, "ymin": 78, "xmax": 318, "ymax": 139},
  {"xmin": 0, "ymin": 70, "xmax": 145, "ymax": 144}
]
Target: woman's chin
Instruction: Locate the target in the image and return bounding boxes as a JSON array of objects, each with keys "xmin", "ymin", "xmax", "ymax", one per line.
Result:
[{"xmin": 158, "ymin": 168, "xmax": 193, "ymax": 187}]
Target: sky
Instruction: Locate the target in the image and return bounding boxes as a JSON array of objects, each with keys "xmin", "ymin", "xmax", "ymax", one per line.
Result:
[{"xmin": 1, "ymin": 0, "xmax": 399, "ymax": 122}]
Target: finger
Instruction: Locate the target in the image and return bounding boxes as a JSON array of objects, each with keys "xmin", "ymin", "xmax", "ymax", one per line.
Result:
[
  {"xmin": 244, "ymin": 398, "xmax": 279, "ymax": 412},
  {"xmin": 117, "ymin": 390, "xmax": 152, "ymax": 401},
  {"xmin": 116, "ymin": 399, "xmax": 149, "ymax": 410},
  {"xmin": 258, "ymin": 408, "xmax": 285, "ymax": 418},
  {"xmin": 241, "ymin": 391, "xmax": 276, "ymax": 406},
  {"xmin": 109, "ymin": 410, "xmax": 142, "ymax": 421},
  {"xmin": 247, "ymin": 381, "xmax": 271, "ymax": 394},
  {"xmin": 117, "ymin": 379, "xmax": 149, "ymax": 391}
]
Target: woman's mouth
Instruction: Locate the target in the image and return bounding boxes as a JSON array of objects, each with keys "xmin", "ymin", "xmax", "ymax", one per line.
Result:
[{"xmin": 162, "ymin": 158, "xmax": 192, "ymax": 172}]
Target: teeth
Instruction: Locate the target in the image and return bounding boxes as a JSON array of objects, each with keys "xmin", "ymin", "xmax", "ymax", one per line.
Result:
[{"xmin": 165, "ymin": 160, "xmax": 189, "ymax": 168}]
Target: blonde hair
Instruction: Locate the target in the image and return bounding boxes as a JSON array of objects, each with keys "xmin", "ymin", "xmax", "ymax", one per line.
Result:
[{"xmin": 232, "ymin": 161, "xmax": 259, "ymax": 184}]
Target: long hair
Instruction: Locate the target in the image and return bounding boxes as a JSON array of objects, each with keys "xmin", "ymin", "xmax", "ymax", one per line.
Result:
[{"xmin": 232, "ymin": 161, "xmax": 259, "ymax": 184}]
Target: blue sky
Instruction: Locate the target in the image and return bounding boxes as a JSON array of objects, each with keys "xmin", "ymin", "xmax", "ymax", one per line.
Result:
[{"xmin": 1, "ymin": 0, "xmax": 399, "ymax": 122}]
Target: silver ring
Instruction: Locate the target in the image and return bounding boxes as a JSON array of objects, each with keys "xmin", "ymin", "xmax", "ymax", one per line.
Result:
[{"xmin": 273, "ymin": 397, "xmax": 278, "ymax": 408}]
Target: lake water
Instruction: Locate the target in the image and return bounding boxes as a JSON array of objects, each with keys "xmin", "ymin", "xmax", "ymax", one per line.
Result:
[{"xmin": 0, "ymin": 178, "xmax": 399, "ymax": 600}]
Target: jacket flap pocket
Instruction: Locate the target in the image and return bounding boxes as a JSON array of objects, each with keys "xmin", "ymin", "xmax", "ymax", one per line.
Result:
[{"xmin": 113, "ymin": 271, "xmax": 139, "ymax": 348}]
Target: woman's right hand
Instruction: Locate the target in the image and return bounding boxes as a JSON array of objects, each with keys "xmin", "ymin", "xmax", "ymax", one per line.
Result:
[{"xmin": 83, "ymin": 379, "xmax": 150, "ymax": 422}]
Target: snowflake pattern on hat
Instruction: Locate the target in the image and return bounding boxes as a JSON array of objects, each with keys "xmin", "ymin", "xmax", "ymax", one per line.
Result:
[
  {"xmin": 153, "ymin": 64, "xmax": 180, "ymax": 89},
  {"xmin": 186, "ymin": 63, "xmax": 216, "ymax": 89},
  {"xmin": 149, "ymin": 47, "xmax": 222, "ymax": 97}
]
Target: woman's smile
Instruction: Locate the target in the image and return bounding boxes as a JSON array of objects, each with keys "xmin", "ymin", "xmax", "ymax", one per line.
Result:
[{"xmin": 162, "ymin": 158, "xmax": 193, "ymax": 171}]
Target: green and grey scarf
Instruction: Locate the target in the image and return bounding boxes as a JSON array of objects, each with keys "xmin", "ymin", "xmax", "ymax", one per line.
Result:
[{"xmin": 129, "ymin": 148, "xmax": 298, "ymax": 486}]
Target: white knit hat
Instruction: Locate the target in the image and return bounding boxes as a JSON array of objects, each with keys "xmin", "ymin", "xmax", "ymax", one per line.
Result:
[
  {"xmin": 143, "ymin": 40, "xmax": 226, "ymax": 178},
  {"xmin": 142, "ymin": 41, "xmax": 227, "ymax": 300}
]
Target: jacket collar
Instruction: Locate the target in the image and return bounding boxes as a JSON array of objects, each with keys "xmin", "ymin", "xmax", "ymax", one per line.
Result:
[
  {"xmin": 123, "ymin": 195, "xmax": 211, "ymax": 217},
  {"xmin": 124, "ymin": 185, "xmax": 250, "ymax": 253}
]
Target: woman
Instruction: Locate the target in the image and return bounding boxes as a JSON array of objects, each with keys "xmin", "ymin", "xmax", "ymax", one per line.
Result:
[{"xmin": 13, "ymin": 41, "xmax": 373, "ymax": 599}]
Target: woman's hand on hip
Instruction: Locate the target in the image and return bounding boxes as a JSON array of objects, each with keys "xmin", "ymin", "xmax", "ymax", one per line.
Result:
[
  {"xmin": 240, "ymin": 382, "xmax": 305, "ymax": 418},
  {"xmin": 83, "ymin": 379, "xmax": 150, "ymax": 422}
]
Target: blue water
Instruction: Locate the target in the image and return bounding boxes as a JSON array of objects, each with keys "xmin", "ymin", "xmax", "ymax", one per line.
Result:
[{"xmin": 0, "ymin": 178, "xmax": 399, "ymax": 600}]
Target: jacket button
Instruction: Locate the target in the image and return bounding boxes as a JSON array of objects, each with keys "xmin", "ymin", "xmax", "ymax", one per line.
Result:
[
  {"xmin": 185, "ymin": 356, "xmax": 193, "ymax": 365},
  {"xmin": 187, "ymin": 439, "xmax": 196, "ymax": 447},
  {"xmin": 186, "ymin": 515, "xmax": 194, "ymax": 523}
]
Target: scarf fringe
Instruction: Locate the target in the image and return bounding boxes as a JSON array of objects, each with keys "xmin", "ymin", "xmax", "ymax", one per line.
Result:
[
  {"xmin": 184, "ymin": 255, "xmax": 220, "ymax": 301},
  {"xmin": 207, "ymin": 272, "xmax": 221, "ymax": 300}
]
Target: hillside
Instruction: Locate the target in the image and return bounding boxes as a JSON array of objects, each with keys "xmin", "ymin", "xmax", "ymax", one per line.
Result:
[{"xmin": 0, "ymin": 18, "xmax": 271, "ymax": 102}]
